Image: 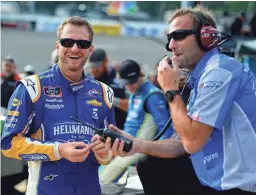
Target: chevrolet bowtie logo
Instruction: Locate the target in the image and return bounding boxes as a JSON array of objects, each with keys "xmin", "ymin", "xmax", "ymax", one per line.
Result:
[
  {"xmin": 44, "ymin": 174, "xmax": 58, "ymax": 180},
  {"xmin": 86, "ymin": 99, "xmax": 102, "ymax": 107}
]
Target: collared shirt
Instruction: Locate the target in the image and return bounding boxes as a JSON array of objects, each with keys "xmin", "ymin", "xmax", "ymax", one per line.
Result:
[{"xmin": 187, "ymin": 48, "xmax": 256, "ymax": 192}]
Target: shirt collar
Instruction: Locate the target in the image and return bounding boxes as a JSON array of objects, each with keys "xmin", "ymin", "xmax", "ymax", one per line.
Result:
[{"xmin": 187, "ymin": 48, "xmax": 219, "ymax": 89}]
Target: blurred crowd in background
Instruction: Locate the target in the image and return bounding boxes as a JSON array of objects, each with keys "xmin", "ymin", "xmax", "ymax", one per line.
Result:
[{"xmin": 1, "ymin": 1, "xmax": 256, "ymax": 195}]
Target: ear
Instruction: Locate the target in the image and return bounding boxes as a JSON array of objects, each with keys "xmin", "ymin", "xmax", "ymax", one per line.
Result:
[
  {"xmin": 89, "ymin": 44, "xmax": 94, "ymax": 54},
  {"xmin": 56, "ymin": 41, "xmax": 59, "ymax": 50}
]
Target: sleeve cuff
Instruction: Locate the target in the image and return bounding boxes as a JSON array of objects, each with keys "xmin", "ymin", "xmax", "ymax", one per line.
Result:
[{"xmin": 54, "ymin": 142, "xmax": 62, "ymax": 159}]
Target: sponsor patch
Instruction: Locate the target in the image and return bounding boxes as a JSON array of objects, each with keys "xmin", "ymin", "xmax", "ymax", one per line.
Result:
[
  {"xmin": 39, "ymin": 74, "xmax": 54, "ymax": 79},
  {"xmin": 46, "ymin": 98, "xmax": 63, "ymax": 103},
  {"xmin": 8, "ymin": 111, "xmax": 19, "ymax": 116},
  {"xmin": 45, "ymin": 104, "xmax": 64, "ymax": 109},
  {"xmin": 199, "ymin": 81, "xmax": 223, "ymax": 89},
  {"xmin": 44, "ymin": 86, "xmax": 62, "ymax": 97},
  {"xmin": 86, "ymin": 99, "xmax": 102, "ymax": 107},
  {"xmin": 4, "ymin": 123, "xmax": 16, "ymax": 128},
  {"xmin": 88, "ymin": 89, "xmax": 101, "ymax": 96},
  {"xmin": 19, "ymin": 153, "xmax": 49, "ymax": 161},
  {"xmin": 70, "ymin": 84, "xmax": 84, "ymax": 93},
  {"xmin": 6, "ymin": 117, "xmax": 18, "ymax": 123},
  {"xmin": 92, "ymin": 108, "xmax": 98, "ymax": 119},
  {"xmin": 12, "ymin": 98, "xmax": 22, "ymax": 107}
]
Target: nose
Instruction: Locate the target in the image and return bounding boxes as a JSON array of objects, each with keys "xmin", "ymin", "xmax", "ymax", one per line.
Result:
[
  {"xmin": 70, "ymin": 43, "xmax": 80, "ymax": 51},
  {"xmin": 169, "ymin": 38, "xmax": 178, "ymax": 51}
]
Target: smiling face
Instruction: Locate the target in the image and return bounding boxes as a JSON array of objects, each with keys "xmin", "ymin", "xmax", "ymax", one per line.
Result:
[
  {"xmin": 168, "ymin": 14, "xmax": 205, "ymax": 70},
  {"xmin": 56, "ymin": 23, "xmax": 94, "ymax": 73}
]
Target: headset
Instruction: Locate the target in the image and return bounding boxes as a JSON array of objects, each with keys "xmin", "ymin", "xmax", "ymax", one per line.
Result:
[{"xmin": 165, "ymin": 11, "xmax": 232, "ymax": 52}]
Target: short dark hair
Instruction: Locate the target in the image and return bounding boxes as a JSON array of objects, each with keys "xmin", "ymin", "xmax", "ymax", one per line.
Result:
[
  {"xmin": 57, "ymin": 16, "xmax": 94, "ymax": 41},
  {"xmin": 169, "ymin": 5, "xmax": 217, "ymax": 30}
]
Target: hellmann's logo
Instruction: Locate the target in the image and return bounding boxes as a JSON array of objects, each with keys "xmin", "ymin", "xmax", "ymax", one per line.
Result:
[{"xmin": 86, "ymin": 99, "xmax": 102, "ymax": 107}]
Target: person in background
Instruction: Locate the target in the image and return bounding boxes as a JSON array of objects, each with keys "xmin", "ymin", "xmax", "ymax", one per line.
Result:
[
  {"xmin": 231, "ymin": 12, "xmax": 247, "ymax": 36},
  {"xmin": 88, "ymin": 48, "xmax": 128, "ymax": 129},
  {"xmin": 1, "ymin": 55, "xmax": 21, "ymax": 109},
  {"xmin": 97, "ymin": 59, "xmax": 174, "ymax": 185},
  {"xmin": 250, "ymin": 12, "xmax": 256, "ymax": 37},
  {"xmin": 47, "ymin": 49, "xmax": 59, "ymax": 70},
  {"xmin": 19, "ymin": 65, "xmax": 36, "ymax": 78}
]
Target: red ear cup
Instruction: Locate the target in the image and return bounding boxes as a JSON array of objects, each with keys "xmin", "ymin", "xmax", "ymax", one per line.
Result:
[{"xmin": 200, "ymin": 25, "xmax": 219, "ymax": 50}]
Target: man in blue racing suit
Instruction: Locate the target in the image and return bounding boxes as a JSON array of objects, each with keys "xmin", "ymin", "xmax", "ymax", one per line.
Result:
[{"xmin": 1, "ymin": 16, "xmax": 114, "ymax": 195}]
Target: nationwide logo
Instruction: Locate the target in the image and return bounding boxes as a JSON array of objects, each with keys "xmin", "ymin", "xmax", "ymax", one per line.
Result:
[
  {"xmin": 12, "ymin": 98, "xmax": 22, "ymax": 107},
  {"xmin": 43, "ymin": 86, "xmax": 62, "ymax": 97},
  {"xmin": 86, "ymin": 99, "xmax": 102, "ymax": 107}
]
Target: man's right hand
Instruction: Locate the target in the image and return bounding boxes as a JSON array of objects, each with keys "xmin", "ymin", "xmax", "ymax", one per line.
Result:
[
  {"xmin": 108, "ymin": 124, "xmax": 139, "ymax": 157},
  {"xmin": 58, "ymin": 142, "xmax": 91, "ymax": 162}
]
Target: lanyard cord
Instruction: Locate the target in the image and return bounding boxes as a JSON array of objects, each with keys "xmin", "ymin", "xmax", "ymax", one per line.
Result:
[{"xmin": 152, "ymin": 71, "xmax": 191, "ymax": 141}]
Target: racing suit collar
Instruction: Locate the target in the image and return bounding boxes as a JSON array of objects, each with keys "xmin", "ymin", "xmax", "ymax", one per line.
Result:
[
  {"xmin": 187, "ymin": 48, "xmax": 219, "ymax": 89},
  {"xmin": 55, "ymin": 64, "xmax": 86, "ymax": 89}
]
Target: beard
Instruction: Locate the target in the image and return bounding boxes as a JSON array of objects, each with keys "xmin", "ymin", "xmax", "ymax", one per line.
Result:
[{"xmin": 172, "ymin": 55, "xmax": 194, "ymax": 70}]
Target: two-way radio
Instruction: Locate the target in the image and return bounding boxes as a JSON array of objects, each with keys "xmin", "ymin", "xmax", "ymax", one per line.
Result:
[{"xmin": 70, "ymin": 116, "xmax": 133, "ymax": 152}]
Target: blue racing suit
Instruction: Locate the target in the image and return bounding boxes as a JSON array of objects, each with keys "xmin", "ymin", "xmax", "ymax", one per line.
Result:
[
  {"xmin": 1, "ymin": 65, "xmax": 116, "ymax": 195},
  {"xmin": 99, "ymin": 81, "xmax": 174, "ymax": 184}
]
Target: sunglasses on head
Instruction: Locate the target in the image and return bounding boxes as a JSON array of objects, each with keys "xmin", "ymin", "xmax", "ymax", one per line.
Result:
[
  {"xmin": 59, "ymin": 38, "xmax": 92, "ymax": 49},
  {"xmin": 167, "ymin": 29, "xmax": 197, "ymax": 42}
]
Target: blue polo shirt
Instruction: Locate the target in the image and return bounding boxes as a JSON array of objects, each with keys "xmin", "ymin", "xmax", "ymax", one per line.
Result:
[{"xmin": 187, "ymin": 48, "xmax": 256, "ymax": 192}]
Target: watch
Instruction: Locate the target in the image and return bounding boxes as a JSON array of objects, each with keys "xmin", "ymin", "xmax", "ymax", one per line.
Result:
[{"xmin": 165, "ymin": 90, "xmax": 180, "ymax": 102}]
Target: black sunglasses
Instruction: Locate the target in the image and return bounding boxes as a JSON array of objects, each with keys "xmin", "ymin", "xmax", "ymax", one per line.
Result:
[
  {"xmin": 167, "ymin": 29, "xmax": 197, "ymax": 42},
  {"xmin": 59, "ymin": 38, "xmax": 92, "ymax": 49}
]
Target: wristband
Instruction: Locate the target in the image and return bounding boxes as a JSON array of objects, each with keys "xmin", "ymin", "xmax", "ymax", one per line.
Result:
[
  {"xmin": 114, "ymin": 98, "xmax": 120, "ymax": 107},
  {"xmin": 95, "ymin": 151, "xmax": 113, "ymax": 162}
]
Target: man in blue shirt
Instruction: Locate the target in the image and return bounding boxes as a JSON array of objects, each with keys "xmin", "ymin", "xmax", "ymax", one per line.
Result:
[{"xmin": 96, "ymin": 6, "xmax": 256, "ymax": 194}]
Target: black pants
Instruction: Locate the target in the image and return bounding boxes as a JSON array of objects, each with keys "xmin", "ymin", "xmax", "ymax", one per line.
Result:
[
  {"xmin": 200, "ymin": 187, "xmax": 255, "ymax": 195},
  {"xmin": 137, "ymin": 154, "xmax": 202, "ymax": 195},
  {"xmin": 1, "ymin": 165, "xmax": 28, "ymax": 195},
  {"xmin": 136, "ymin": 155, "xmax": 255, "ymax": 195}
]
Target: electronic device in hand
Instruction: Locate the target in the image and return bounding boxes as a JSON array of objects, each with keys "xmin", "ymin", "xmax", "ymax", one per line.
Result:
[{"xmin": 70, "ymin": 116, "xmax": 133, "ymax": 152}]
